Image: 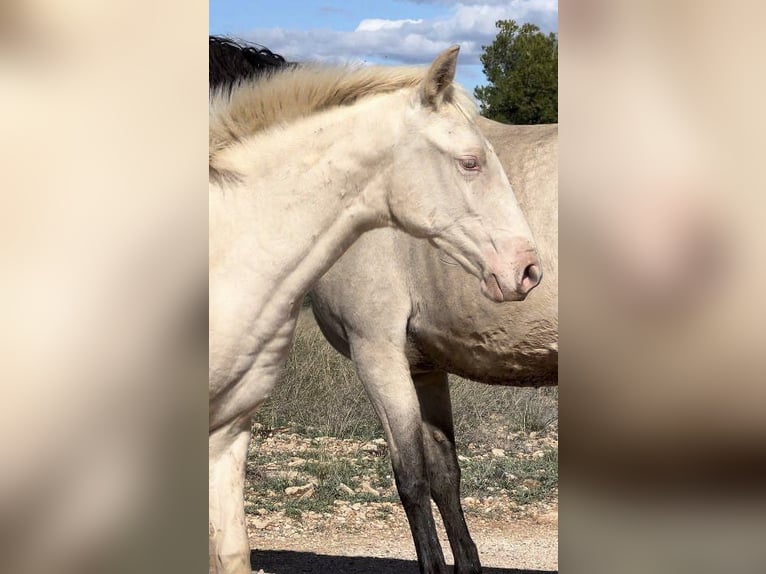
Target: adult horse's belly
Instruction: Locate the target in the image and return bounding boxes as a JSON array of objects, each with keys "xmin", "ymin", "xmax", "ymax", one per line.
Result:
[{"xmin": 407, "ymin": 308, "xmax": 557, "ymax": 386}]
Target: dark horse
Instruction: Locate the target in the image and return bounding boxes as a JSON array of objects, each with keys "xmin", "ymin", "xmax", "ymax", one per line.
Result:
[{"xmin": 209, "ymin": 36, "xmax": 290, "ymax": 90}]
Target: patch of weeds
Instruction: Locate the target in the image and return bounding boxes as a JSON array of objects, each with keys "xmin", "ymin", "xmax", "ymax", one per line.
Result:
[
  {"xmin": 301, "ymin": 458, "xmax": 358, "ymax": 484},
  {"xmin": 284, "ymin": 506, "xmax": 302, "ymax": 520},
  {"xmin": 461, "ymin": 449, "xmax": 558, "ymax": 504}
]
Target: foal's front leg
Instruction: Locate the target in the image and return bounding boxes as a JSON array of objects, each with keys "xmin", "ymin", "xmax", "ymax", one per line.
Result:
[
  {"xmin": 350, "ymin": 336, "xmax": 447, "ymax": 574},
  {"xmin": 414, "ymin": 371, "xmax": 481, "ymax": 574},
  {"xmin": 209, "ymin": 419, "xmax": 252, "ymax": 574}
]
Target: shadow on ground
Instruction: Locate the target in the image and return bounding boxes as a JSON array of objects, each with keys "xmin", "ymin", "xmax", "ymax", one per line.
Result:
[{"xmin": 251, "ymin": 550, "xmax": 557, "ymax": 574}]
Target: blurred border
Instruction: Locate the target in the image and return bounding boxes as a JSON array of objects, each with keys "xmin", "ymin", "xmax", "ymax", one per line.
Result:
[
  {"xmin": 0, "ymin": 2, "xmax": 208, "ymax": 573},
  {"xmin": 560, "ymin": 1, "xmax": 766, "ymax": 572}
]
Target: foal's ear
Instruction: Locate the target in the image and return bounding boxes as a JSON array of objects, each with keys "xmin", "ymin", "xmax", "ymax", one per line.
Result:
[{"xmin": 421, "ymin": 45, "xmax": 460, "ymax": 108}]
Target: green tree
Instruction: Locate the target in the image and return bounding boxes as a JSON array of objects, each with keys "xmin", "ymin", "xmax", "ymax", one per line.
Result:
[{"xmin": 474, "ymin": 20, "xmax": 558, "ymax": 124}]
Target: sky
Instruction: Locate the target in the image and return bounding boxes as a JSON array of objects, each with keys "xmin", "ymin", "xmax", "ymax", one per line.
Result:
[{"xmin": 209, "ymin": 0, "xmax": 558, "ymax": 96}]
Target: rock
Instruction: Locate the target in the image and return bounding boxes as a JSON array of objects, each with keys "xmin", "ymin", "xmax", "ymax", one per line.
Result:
[
  {"xmin": 491, "ymin": 448, "xmax": 506, "ymax": 458},
  {"xmin": 252, "ymin": 518, "xmax": 270, "ymax": 530},
  {"xmin": 338, "ymin": 483, "xmax": 355, "ymax": 496},
  {"xmin": 263, "ymin": 470, "xmax": 300, "ymax": 481},
  {"xmin": 361, "ymin": 442, "xmax": 378, "ymax": 453},
  {"xmin": 284, "ymin": 484, "xmax": 314, "ymax": 497},
  {"xmin": 463, "ymin": 497, "xmax": 478, "ymax": 505},
  {"xmin": 457, "ymin": 455, "xmax": 470, "ymax": 462},
  {"xmin": 359, "ymin": 481, "xmax": 380, "ymax": 496},
  {"xmin": 532, "ymin": 450, "xmax": 546, "ymax": 459},
  {"xmin": 298, "ymin": 487, "xmax": 315, "ymax": 500},
  {"xmin": 287, "ymin": 457, "xmax": 306, "ymax": 467},
  {"xmin": 372, "ymin": 438, "xmax": 387, "ymax": 446}
]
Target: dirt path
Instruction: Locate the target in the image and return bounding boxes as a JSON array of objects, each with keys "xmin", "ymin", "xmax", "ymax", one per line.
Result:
[{"xmin": 248, "ymin": 506, "xmax": 558, "ymax": 573}]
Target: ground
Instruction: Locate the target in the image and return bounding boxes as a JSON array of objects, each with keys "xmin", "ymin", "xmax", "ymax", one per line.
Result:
[
  {"xmin": 245, "ymin": 428, "xmax": 558, "ymax": 573},
  {"xmin": 245, "ymin": 308, "xmax": 558, "ymax": 573}
]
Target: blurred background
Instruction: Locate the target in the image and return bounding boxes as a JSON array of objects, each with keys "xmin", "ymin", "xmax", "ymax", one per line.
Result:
[
  {"xmin": 0, "ymin": 1, "xmax": 208, "ymax": 573},
  {"xmin": 560, "ymin": 0, "xmax": 766, "ymax": 572}
]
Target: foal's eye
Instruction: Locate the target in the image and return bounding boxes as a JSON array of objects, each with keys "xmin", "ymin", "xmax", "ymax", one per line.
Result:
[{"xmin": 458, "ymin": 157, "xmax": 480, "ymax": 171}]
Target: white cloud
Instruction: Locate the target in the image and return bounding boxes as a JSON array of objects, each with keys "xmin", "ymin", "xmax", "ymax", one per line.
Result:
[
  {"xmin": 356, "ymin": 19, "xmax": 424, "ymax": 32},
  {"xmin": 239, "ymin": 1, "xmax": 557, "ymax": 68},
  {"xmin": 403, "ymin": 0, "xmax": 556, "ymax": 8}
]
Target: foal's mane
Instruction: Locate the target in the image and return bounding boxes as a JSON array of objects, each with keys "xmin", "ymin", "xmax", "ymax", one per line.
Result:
[
  {"xmin": 209, "ymin": 37, "xmax": 476, "ymax": 173},
  {"xmin": 209, "ymin": 38, "xmax": 431, "ymax": 160}
]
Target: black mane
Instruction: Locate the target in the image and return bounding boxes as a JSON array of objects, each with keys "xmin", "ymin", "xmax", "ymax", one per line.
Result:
[{"xmin": 209, "ymin": 36, "xmax": 291, "ymax": 91}]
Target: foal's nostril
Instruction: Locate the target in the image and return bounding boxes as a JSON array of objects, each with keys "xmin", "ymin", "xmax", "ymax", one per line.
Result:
[{"xmin": 521, "ymin": 263, "xmax": 542, "ymax": 294}]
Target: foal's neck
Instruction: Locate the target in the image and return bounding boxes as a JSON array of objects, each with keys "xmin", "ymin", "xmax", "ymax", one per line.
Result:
[{"xmin": 211, "ymin": 91, "xmax": 406, "ymax": 314}]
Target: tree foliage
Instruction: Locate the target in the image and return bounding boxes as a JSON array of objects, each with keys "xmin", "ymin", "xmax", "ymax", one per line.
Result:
[{"xmin": 474, "ymin": 20, "xmax": 558, "ymax": 125}]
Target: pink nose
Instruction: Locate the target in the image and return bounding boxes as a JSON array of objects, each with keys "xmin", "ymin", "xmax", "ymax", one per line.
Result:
[
  {"xmin": 519, "ymin": 256, "xmax": 542, "ymax": 295},
  {"xmin": 512, "ymin": 249, "xmax": 543, "ymax": 300},
  {"xmin": 482, "ymin": 246, "xmax": 543, "ymax": 302}
]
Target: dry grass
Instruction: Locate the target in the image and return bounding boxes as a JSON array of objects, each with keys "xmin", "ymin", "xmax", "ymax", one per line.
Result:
[{"xmin": 253, "ymin": 306, "xmax": 558, "ymax": 444}]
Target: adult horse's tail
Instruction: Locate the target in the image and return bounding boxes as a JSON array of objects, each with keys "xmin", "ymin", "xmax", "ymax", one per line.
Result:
[{"xmin": 209, "ymin": 36, "xmax": 291, "ymax": 91}]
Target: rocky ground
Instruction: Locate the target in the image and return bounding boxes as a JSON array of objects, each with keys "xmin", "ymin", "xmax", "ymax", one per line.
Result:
[{"xmin": 245, "ymin": 427, "xmax": 558, "ymax": 573}]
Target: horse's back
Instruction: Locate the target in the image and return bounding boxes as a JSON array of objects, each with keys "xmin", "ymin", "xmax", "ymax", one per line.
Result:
[{"xmin": 478, "ymin": 118, "xmax": 558, "ymax": 278}]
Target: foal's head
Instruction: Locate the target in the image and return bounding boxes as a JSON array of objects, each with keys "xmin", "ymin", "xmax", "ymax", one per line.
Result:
[{"xmin": 389, "ymin": 47, "xmax": 541, "ymax": 302}]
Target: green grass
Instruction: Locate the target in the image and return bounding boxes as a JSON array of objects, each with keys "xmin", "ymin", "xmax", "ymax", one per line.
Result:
[
  {"xmin": 245, "ymin": 446, "xmax": 399, "ymax": 518},
  {"xmin": 460, "ymin": 449, "xmax": 558, "ymax": 503},
  {"xmin": 245, "ymin": 440, "xmax": 557, "ymax": 517}
]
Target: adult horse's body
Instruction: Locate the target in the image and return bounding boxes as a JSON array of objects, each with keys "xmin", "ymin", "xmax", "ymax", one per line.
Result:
[
  {"xmin": 209, "ymin": 38, "xmax": 541, "ymax": 574},
  {"xmin": 310, "ymin": 119, "xmax": 558, "ymax": 574}
]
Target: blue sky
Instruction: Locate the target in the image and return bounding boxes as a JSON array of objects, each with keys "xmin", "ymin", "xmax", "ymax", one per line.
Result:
[{"xmin": 210, "ymin": 0, "xmax": 558, "ymax": 96}]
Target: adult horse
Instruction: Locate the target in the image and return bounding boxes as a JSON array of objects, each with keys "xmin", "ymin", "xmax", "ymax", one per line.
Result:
[
  {"xmin": 310, "ymin": 119, "xmax": 558, "ymax": 574},
  {"xmin": 209, "ymin": 37, "xmax": 541, "ymax": 574}
]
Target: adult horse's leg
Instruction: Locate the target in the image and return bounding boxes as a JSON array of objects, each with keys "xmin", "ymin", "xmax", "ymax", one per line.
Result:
[
  {"xmin": 415, "ymin": 371, "xmax": 481, "ymax": 574},
  {"xmin": 209, "ymin": 419, "xmax": 252, "ymax": 574},
  {"xmin": 350, "ymin": 337, "xmax": 447, "ymax": 574}
]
